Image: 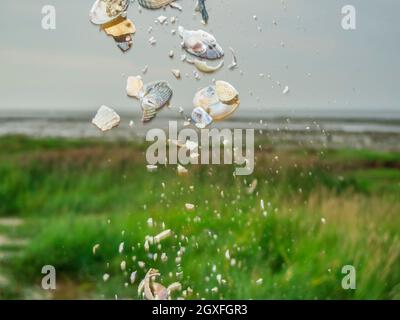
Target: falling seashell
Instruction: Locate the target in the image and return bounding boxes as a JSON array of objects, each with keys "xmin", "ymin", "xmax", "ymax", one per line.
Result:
[
  {"xmin": 215, "ymin": 81, "xmax": 239, "ymax": 104},
  {"xmin": 191, "ymin": 107, "xmax": 213, "ymax": 127},
  {"xmin": 103, "ymin": 17, "xmax": 136, "ymax": 37},
  {"xmin": 194, "ymin": 59, "xmax": 224, "ymax": 73},
  {"xmin": 228, "ymin": 47, "xmax": 238, "ymax": 70},
  {"xmin": 154, "ymin": 229, "xmax": 172, "ymax": 243},
  {"xmin": 92, "ymin": 105, "xmax": 121, "ymax": 132},
  {"xmin": 282, "ymin": 85, "xmax": 290, "ymax": 95},
  {"xmin": 191, "ymin": 81, "xmax": 240, "ymax": 123},
  {"xmin": 126, "ymin": 76, "xmax": 144, "ymax": 98},
  {"xmin": 130, "ymin": 271, "xmax": 137, "ymax": 284},
  {"xmin": 138, "ymin": 0, "xmax": 175, "ymax": 9},
  {"xmin": 171, "ymin": 69, "xmax": 181, "ymax": 79},
  {"xmin": 185, "ymin": 203, "xmax": 195, "ymax": 211},
  {"xmin": 92, "ymin": 244, "xmax": 100, "ymax": 255},
  {"xmin": 113, "ymin": 34, "xmax": 133, "ymax": 52},
  {"xmin": 178, "ymin": 26, "xmax": 224, "ymax": 60},
  {"xmin": 89, "ymin": 0, "xmax": 129, "ymax": 25},
  {"xmin": 140, "ymin": 81, "xmax": 173, "ymax": 122},
  {"xmin": 157, "ymin": 15, "xmax": 168, "ymax": 24}
]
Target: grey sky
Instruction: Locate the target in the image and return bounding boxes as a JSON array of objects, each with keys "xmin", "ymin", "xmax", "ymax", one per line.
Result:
[{"xmin": 0, "ymin": 0, "xmax": 399, "ymax": 118}]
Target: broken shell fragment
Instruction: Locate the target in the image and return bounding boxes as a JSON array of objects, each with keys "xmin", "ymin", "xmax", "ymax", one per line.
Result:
[
  {"xmin": 103, "ymin": 17, "xmax": 136, "ymax": 37},
  {"xmin": 178, "ymin": 26, "xmax": 224, "ymax": 60},
  {"xmin": 92, "ymin": 105, "xmax": 121, "ymax": 132},
  {"xmin": 154, "ymin": 229, "xmax": 172, "ymax": 243},
  {"xmin": 138, "ymin": 0, "xmax": 175, "ymax": 9},
  {"xmin": 171, "ymin": 69, "xmax": 181, "ymax": 79},
  {"xmin": 191, "ymin": 107, "xmax": 213, "ymax": 127},
  {"xmin": 89, "ymin": 0, "xmax": 129, "ymax": 25},
  {"xmin": 194, "ymin": 59, "xmax": 224, "ymax": 73},
  {"xmin": 126, "ymin": 76, "xmax": 144, "ymax": 98}
]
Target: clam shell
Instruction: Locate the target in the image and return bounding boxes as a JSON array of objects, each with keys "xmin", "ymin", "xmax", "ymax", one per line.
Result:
[
  {"xmin": 178, "ymin": 26, "xmax": 224, "ymax": 60},
  {"xmin": 215, "ymin": 81, "xmax": 239, "ymax": 104},
  {"xmin": 89, "ymin": 0, "xmax": 129, "ymax": 25},
  {"xmin": 138, "ymin": 0, "xmax": 175, "ymax": 9},
  {"xmin": 192, "ymin": 81, "xmax": 240, "ymax": 122}
]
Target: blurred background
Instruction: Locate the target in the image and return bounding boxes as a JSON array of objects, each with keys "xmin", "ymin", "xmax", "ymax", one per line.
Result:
[{"xmin": 0, "ymin": 0, "xmax": 399, "ymax": 299}]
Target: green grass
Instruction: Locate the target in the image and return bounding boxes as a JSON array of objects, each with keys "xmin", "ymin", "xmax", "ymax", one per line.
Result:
[{"xmin": 0, "ymin": 135, "xmax": 399, "ymax": 300}]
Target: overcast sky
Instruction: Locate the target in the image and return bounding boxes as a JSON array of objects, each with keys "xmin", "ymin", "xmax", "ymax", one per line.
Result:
[{"xmin": 0, "ymin": 0, "xmax": 399, "ymax": 118}]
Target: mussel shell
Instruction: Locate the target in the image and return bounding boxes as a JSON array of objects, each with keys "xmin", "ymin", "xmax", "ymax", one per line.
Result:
[{"xmin": 89, "ymin": 0, "xmax": 129, "ymax": 25}]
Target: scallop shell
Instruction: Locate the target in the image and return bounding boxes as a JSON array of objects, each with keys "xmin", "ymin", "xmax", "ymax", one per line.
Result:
[
  {"xmin": 215, "ymin": 81, "xmax": 239, "ymax": 104},
  {"xmin": 89, "ymin": 0, "xmax": 129, "ymax": 25},
  {"xmin": 140, "ymin": 81, "xmax": 173, "ymax": 122},
  {"xmin": 178, "ymin": 26, "xmax": 224, "ymax": 60},
  {"xmin": 138, "ymin": 0, "xmax": 175, "ymax": 9}
]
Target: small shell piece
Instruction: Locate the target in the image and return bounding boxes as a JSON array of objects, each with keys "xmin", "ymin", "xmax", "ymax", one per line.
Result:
[
  {"xmin": 92, "ymin": 105, "xmax": 121, "ymax": 132},
  {"xmin": 191, "ymin": 107, "xmax": 213, "ymax": 127},
  {"xmin": 154, "ymin": 229, "xmax": 172, "ymax": 243},
  {"xmin": 126, "ymin": 76, "xmax": 144, "ymax": 98},
  {"xmin": 194, "ymin": 59, "xmax": 224, "ymax": 73}
]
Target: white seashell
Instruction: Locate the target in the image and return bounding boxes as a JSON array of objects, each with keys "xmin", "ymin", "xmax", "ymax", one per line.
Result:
[
  {"xmin": 194, "ymin": 59, "xmax": 224, "ymax": 73},
  {"xmin": 126, "ymin": 76, "xmax": 144, "ymax": 98},
  {"xmin": 157, "ymin": 15, "xmax": 168, "ymax": 24},
  {"xmin": 170, "ymin": 2, "xmax": 183, "ymax": 11},
  {"xmin": 154, "ymin": 229, "xmax": 172, "ymax": 243},
  {"xmin": 171, "ymin": 69, "xmax": 181, "ymax": 79},
  {"xmin": 103, "ymin": 273, "xmax": 110, "ymax": 282},
  {"xmin": 207, "ymin": 101, "xmax": 239, "ymax": 121},
  {"xmin": 89, "ymin": 0, "xmax": 129, "ymax": 25},
  {"xmin": 283, "ymin": 85, "xmax": 290, "ymax": 95},
  {"xmin": 92, "ymin": 105, "xmax": 121, "ymax": 132},
  {"xmin": 130, "ymin": 271, "xmax": 137, "ymax": 284},
  {"xmin": 120, "ymin": 260, "xmax": 126, "ymax": 271},
  {"xmin": 92, "ymin": 244, "xmax": 100, "ymax": 255},
  {"xmin": 185, "ymin": 203, "xmax": 195, "ymax": 211},
  {"xmin": 178, "ymin": 26, "xmax": 224, "ymax": 60}
]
